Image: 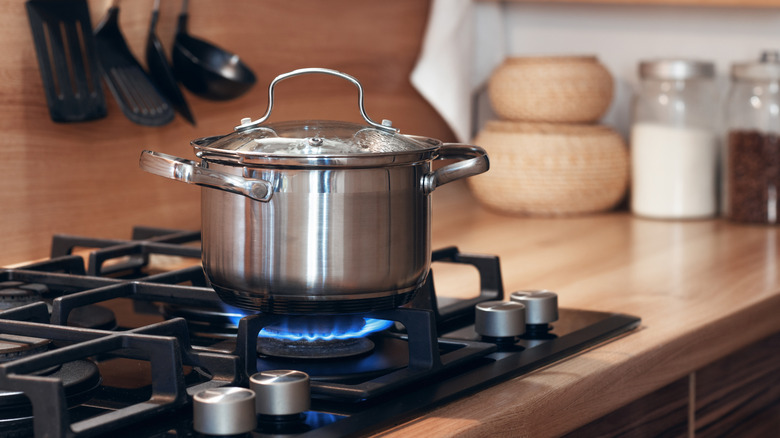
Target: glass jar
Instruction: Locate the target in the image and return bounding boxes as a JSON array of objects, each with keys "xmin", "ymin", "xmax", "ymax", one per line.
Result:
[
  {"xmin": 724, "ymin": 51, "xmax": 780, "ymax": 224},
  {"xmin": 630, "ymin": 59, "xmax": 718, "ymax": 219}
]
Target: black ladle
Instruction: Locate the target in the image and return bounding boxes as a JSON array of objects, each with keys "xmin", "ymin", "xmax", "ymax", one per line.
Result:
[
  {"xmin": 146, "ymin": 0, "xmax": 195, "ymax": 125},
  {"xmin": 172, "ymin": 0, "xmax": 256, "ymax": 100}
]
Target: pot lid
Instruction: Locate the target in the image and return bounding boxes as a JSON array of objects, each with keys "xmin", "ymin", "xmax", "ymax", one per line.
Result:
[
  {"xmin": 193, "ymin": 120, "xmax": 438, "ymax": 157},
  {"xmin": 192, "ymin": 68, "xmax": 443, "ymax": 166}
]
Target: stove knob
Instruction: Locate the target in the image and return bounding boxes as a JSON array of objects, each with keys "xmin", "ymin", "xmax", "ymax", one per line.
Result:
[
  {"xmin": 193, "ymin": 387, "xmax": 257, "ymax": 436},
  {"xmin": 474, "ymin": 300, "xmax": 526, "ymax": 338},
  {"xmin": 510, "ymin": 290, "xmax": 559, "ymax": 324},
  {"xmin": 251, "ymin": 370, "xmax": 310, "ymax": 416}
]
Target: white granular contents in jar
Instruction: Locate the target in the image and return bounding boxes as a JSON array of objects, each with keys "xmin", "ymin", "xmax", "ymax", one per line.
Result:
[{"xmin": 630, "ymin": 123, "xmax": 718, "ymax": 219}]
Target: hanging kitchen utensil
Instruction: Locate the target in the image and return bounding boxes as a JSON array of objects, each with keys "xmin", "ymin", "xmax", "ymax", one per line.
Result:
[
  {"xmin": 94, "ymin": 0, "xmax": 174, "ymax": 126},
  {"xmin": 25, "ymin": 0, "xmax": 107, "ymax": 122},
  {"xmin": 172, "ymin": 0, "xmax": 256, "ymax": 100},
  {"xmin": 146, "ymin": 0, "xmax": 195, "ymax": 125}
]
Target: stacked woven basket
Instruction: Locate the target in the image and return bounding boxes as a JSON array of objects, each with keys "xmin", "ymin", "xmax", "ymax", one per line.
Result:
[{"xmin": 468, "ymin": 56, "xmax": 629, "ymax": 216}]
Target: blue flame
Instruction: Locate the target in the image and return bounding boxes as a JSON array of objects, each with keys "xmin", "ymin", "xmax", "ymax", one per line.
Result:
[
  {"xmin": 304, "ymin": 412, "xmax": 344, "ymax": 428},
  {"xmin": 223, "ymin": 305, "xmax": 247, "ymax": 328},
  {"xmin": 260, "ymin": 317, "xmax": 393, "ymax": 341},
  {"xmin": 222, "ymin": 305, "xmax": 393, "ymax": 341}
]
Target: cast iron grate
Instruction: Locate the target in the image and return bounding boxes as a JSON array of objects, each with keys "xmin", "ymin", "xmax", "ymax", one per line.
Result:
[{"xmin": 0, "ymin": 227, "xmax": 518, "ymax": 437}]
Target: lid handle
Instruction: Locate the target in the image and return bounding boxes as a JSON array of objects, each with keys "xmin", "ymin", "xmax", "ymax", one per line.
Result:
[{"xmin": 234, "ymin": 68, "xmax": 398, "ymax": 133}]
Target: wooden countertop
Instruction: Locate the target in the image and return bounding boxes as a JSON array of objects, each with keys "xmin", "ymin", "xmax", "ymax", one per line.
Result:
[{"xmin": 381, "ymin": 181, "xmax": 780, "ymax": 437}]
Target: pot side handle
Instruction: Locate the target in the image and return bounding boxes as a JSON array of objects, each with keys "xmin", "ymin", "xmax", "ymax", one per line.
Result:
[
  {"xmin": 139, "ymin": 150, "xmax": 273, "ymax": 202},
  {"xmin": 423, "ymin": 144, "xmax": 489, "ymax": 194}
]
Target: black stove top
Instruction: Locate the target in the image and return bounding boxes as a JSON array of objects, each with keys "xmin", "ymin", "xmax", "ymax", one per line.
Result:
[{"xmin": 0, "ymin": 227, "xmax": 640, "ymax": 437}]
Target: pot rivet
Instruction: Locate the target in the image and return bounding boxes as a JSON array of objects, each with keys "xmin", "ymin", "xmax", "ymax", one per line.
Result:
[
  {"xmin": 308, "ymin": 137, "xmax": 324, "ymax": 146},
  {"xmin": 240, "ymin": 117, "xmax": 252, "ymax": 125},
  {"xmin": 381, "ymin": 119, "xmax": 393, "ymax": 127}
]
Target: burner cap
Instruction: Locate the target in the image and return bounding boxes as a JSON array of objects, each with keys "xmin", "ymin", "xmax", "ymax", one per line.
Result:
[
  {"xmin": 256, "ymin": 315, "xmax": 391, "ymax": 359},
  {"xmin": 256, "ymin": 336, "xmax": 409, "ymax": 382},
  {"xmin": 0, "ymin": 282, "xmax": 45, "ymax": 310},
  {"xmin": 0, "ymin": 334, "xmax": 50, "ymax": 363},
  {"xmin": 258, "ymin": 337, "xmax": 375, "ymax": 359},
  {"xmin": 0, "ymin": 359, "xmax": 101, "ymax": 430},
  {"xmin": 67, "ymin": 305, "xmax": 117, "ymax": 331}
]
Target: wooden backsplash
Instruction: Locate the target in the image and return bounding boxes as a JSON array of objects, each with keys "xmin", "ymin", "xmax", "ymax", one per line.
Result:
[{"xmin": 0, "ymin": 0, "xmax": 451, "ymax": 266}]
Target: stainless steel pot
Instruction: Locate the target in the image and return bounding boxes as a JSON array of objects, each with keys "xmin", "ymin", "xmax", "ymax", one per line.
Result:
[{"xmin": 139, "ymin": 68, "xmax": 489, "ymax": 314}]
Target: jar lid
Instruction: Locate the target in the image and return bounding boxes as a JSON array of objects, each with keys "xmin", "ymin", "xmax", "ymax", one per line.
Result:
[
  {"xmin": 731, "ymin": 50, "xmax": 780, "ymax": 81},
  {"xmin": 639, "ymin": 59, "xmax": 715, "ymax": 80}
]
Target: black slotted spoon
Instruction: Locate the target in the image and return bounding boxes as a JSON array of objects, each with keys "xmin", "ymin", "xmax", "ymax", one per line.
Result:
[
  {"xmin": 25, "ymin": 0, "xmax": 107, "ymax": 122},
  {"xmin": 94, "ymin": 0, "xmax": 174, "ymax": 126}
]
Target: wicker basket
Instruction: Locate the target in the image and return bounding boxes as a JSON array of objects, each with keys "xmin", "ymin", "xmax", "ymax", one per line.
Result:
[
  {"xmin": 488, "ymin": 56, "xmax": 614, "ymax": 123},
  {"xmin": 468, "ymin": 121, "xmax": 628, "ymax": 216}
]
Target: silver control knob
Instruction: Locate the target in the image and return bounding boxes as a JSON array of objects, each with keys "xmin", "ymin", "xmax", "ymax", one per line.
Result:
[
  {"xmin": 193, "ymin": 387, "xmax": 257, "ymax": 435},
  {"xmin": 474, "ymin": 300, "xmax": 526, "ymax": 338},
  {"xmin": 510, "ymin": 290, "xmax": 559, "ymax": 325},
  {"xmin": 250, "ymin": 370, "xmax": 310, "ymax": 416}
]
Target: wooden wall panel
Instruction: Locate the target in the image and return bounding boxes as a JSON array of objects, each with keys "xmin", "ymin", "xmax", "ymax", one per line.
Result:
[{"xmin": 0, "ymin": 0, "xmax": 451, "ymax": 266}]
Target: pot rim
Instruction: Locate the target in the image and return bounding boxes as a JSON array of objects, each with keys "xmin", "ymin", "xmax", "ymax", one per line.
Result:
[{"xmin": 193, "ymin": 134, "xmax": 444, "ymax": 168}]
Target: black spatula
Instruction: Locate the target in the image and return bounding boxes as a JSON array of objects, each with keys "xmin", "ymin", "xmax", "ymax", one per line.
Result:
[
  {"xmin": 94, "ymin": 0, "xmax": 174, "ymax": 126},
  {"xmin": 26, "ymin": 0, "xmax": 107, "ymax": 122}
]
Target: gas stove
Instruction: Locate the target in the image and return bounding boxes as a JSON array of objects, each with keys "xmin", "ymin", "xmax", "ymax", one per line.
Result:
[{"xmin": 0, "ymin": 227, "xmax": 640, "ymax": 437}]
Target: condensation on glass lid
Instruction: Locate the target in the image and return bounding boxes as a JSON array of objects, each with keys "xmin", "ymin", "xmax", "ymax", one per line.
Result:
[
  {"xmin": 200, "ymin": 120, "xmax": 433, "ymax": 155},
  {"xmin": 231, "ymin": 129, "xmax": 424, "ymax": 155}
]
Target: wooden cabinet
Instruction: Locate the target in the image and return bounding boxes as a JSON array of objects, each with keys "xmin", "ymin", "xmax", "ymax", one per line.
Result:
[
  {"xmin": 563, "ymin": 378, "xmax": 689, "ymax": 437},
  {"xmin": 695, "ymin": 333, "xmax": 780, "ymax": 437},
  {"xmin": 567, "ymin": 332, "xmax": 780, "ymax": 437}
]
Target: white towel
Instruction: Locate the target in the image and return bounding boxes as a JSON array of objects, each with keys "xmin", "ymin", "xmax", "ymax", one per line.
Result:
[{"xmin": 411, "ymin": 0, "xmax": 505, "ymax": 143}]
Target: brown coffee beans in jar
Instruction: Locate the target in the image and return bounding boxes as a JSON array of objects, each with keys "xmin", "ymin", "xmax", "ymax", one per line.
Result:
[
  {"xmin": 725, "ymin": 51, "xmax": 780, "ymax": 224},
  {"xmin": 727, "ymin": 130, "xmax": 780, "ymax": 223}
]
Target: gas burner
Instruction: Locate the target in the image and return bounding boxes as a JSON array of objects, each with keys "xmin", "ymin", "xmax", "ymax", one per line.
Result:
[
  {"xmin": 0, "ymin": 280, "xmax": 116, "ymax": 330},
  {"xmin": 258, "ymin": 336, "xmax": 375, "ymax": 360},
  {"xmin": 0, "ymin": 334, "xmax": 50, "ymax": 363},
  {"xmin": 257, "ymin": 336, "xmax": 410, "ymax": 382},
  {"xmin": 67, "ymin": 305, "xmax": 117, "ymax": 331},
  {"xmin": 163, "ymin": 303, "xmax": 397, "ymax": 359},
  {"xmin": 0, "ymin": 359, "xmax": 101, "ymax": 436},
  {"xmin": 256, "ymin": 315, "xmax": 393, "ymax": 360},
  {"xmin": 0, "ymin": 282, "xmax": 46, "ymax": 310}
]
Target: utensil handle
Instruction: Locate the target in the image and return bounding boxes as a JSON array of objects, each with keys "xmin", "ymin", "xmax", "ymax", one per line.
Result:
[
  {"xmin": 423, "ymin": 144, "xmax": 489, "ymax": 194},
  {"xmin": 176, "ymin": 0, "xmax": 189, "ymax": 34},
  {"xmin": 150, "ymin": 0, "xmax": 161, "ymax": 31},
  {"xmin": 234, "ymin": 67, "xmax": 397, "ymax": 133},
  {"xmin": 139, "ymin": 150, "xmax": 273, "ymax": 202}
]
